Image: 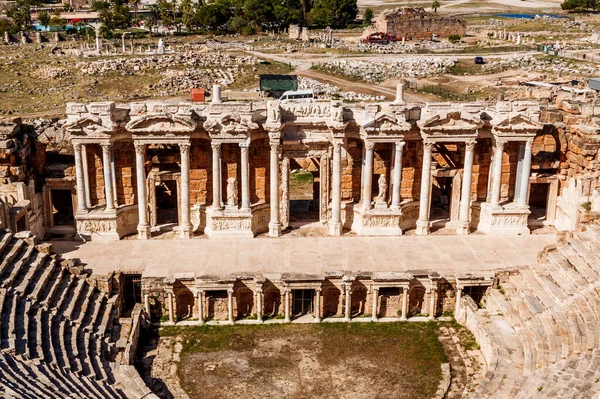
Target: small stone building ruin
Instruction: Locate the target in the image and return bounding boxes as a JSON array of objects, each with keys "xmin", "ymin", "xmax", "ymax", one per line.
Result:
[{"xmin": 364, "ymin": 7, "xmax": 467, "ymax": 40}]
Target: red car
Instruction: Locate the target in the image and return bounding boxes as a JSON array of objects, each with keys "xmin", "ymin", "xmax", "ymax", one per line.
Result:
[{"xmin": 364, "ymin": 32, "xmax": 396, "ymax": 45}]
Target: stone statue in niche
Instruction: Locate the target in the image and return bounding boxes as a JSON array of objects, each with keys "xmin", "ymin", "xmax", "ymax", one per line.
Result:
[
  {"xmin": 227, "ymin": 177, "xmax": 238, "ymax": 207},
  {"xmin": 374, "ymin": 174, "xmax": 387, "ymax": 205}
]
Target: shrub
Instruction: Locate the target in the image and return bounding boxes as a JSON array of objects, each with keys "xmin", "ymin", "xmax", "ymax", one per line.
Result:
[
  {"xmin": 448, "ymin": 34, "xmax": 461, "ymax": 43},
  {"xmin": 582, "ymin": 201, "xmax": 592, "ymax": 212}
]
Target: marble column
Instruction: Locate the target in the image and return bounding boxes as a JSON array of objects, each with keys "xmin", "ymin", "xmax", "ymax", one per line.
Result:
[
  {"xmin": 227, "ymin": 288, "xmax": 234, "ymax": 324},
  {"xmin": 416, "ymin": 142, "xmax": 434, "ymax": 235},
  {"xmin": 284, "ymin": 289, "xmax": 291, "ymax": 322},
  {"xmin": 240, "ymin": 142, "xmax": 251, "ymax": 210},
  {"xmin": 457, "ymin": 141, "xmax": 476, "ymax": 235},
  {"xmin": 362, "ymin": 141, "xmax": 375, "ymax": 209},
  {"xmin": 518, "ymin": 139, "xmax": 533, "ymax": 207},
  {"xmin": 429, "ymin": 284, "xmax": 437, "ymax": 320},
  {"xmin": 167, "ymin": 292, "xmax": 174, "ymax": 323},
  {"xmin": 314, "ymin": 288, "xmax": 321, "ymax": 323},
  {"xmin": 391, "ymin": 141, "xmax": 405, "ymax": 209},
  {"xmin": 198, "ymin": 291, "xmax": 204, "ymax": 325},
  {"xmin": 73, "ymin": 143, "xmax": 88, "ymax": 213},
  {"xmin": 344, "ymin": 284, "xmax": 352, "ymax": 322},
  {"xmin": 256, "ymin": 286, "xmax": 263, "ymax": 323},
  {"xmin": 329, "ymin": 141, "xmax": 343, "ymax": 236},
  {"xmin": 135, "ymin": 143, "xmax": 150, "ymax": 239},
  {"xmin": 269, "ymin": 143, "xmax": 281, "ymax": 237},
  {"xmin": 144, "ymin": 293, "xmax": 150, "ymax": 315},
  {"xmin": 401, "ymin": 287, "xmax": 408, "ymax": 321},
  {"xmin": 81, "ymin": 144, "xmax": 92, "ymax": 208},
  {"xmin": 371, "ymin": 287, "xmax": 379, "ymax": 322},
  {"xmin": 179, "ymin": 143, "xmax": 192, "ymax": 239},
  {"xmin": 211, "ymin": 143, "xmax": 222, "ymax": 210},
  {"xmin": 454, "ymin": 287, "xmax": 462, "ymax": 316},
  {"xmin": 491, "ymin": 139, "xmax": 506, "ymax": 206},
  {"xmin": 514, "ymin": 143, "xmax": 525, "ymax": 203},
  {"xmin": 101, "ymin": 143, "xmax": 115, "ymax": 211},
  {"xmin": 110, "ymin": 149, "xmax": 118, "ymax": 208}
]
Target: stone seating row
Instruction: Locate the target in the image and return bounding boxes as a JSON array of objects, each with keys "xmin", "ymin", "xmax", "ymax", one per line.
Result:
[
  {"xmin": 458, "ymin": 223, "xmax": 600, "ymax": 399},
  {"xmin": 0, "ymin": 230, "xmax": 149, "ymax": 398}
]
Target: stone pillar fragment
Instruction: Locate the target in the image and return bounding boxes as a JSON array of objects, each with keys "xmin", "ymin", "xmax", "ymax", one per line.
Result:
[
  {"xmin": 211, "ymin": 143, "xmax": 222, "ymax": 210},
  {"xmin": 344, "ymin": 284, "xmax": 351, "ymax": 322},
  {"xmin": 135, "ymin": 143, "xmax": 150, "ymax": 239},
  {"xmin": 416, "ymin": 142, "xmax": 434, "ymax": 235},
  {"xmin": 144, "ymin": 293, "xmax": 150, "ymax": 315},
  {"xmin": 371, "ymin": 287, "xmax": 378, "ymax": 322},
  {"xmin": 240, "ymin": 142, "xmax": 251, "ymax": 210},
  {"xmin": 491, "ymin": 140, "xmax": 506, "ymax": 206},
  {"xmin": 457, "ymin": 141, "xmax": 476, "ymax": 235},
  {"xmin": 329, "ymin": 141, "xmax": 342, "ymax": 236},
  {"xmin": 362, "ymin": 141, "xmax": 375, "ymax": 210},
  {"xmin": 101, "ymin": 144, "xmax": 115, "ymax": 211},
  {"xmin": 454, "ymin": 286, "xmax": 462, "ymax": 316},
  {"xmin": 82, "ymin": 144, "xmax": 92, "ymax": 208},
  {"xmin": 314, "ymin": 288, "xmax": 321, "ymax": 323},
  {"xmin": 284, "ymin": 289, "xmax": 291, "ymax": 323},
  {"xmin": 167, "ymin": 291, "xmax": 174, "ymax": 323},
  {"xmin": 391, "ymin": 141, "xmax": 405, "ymax": 209},
  {"xmin": 198, "ymin": 291, "xmax": 205, "ymax": 325},
  {"xmin": 401, "ymin": 287, "xmax": 408, "ymax": 321},
  {"xmin": 179, "ymin": 143, "xmax": 192, "ymax": 239},
  {"xmin": 73, "ymin": 143, "xmax": 87, "ymax": 212},
  {"xmin": 518, "ymin": 139, "xmax": 533, "ymax": 207},
  {"xmin": 227, "ymin": 289, "xmax": 234, "ymax": 324},
  {"xmin": 269, "ymin": 143, "xmax": 281, "ymax": 237},
  {"xmin": 256, "ymin": 286, "xmax": 263, "ymax": 323}
]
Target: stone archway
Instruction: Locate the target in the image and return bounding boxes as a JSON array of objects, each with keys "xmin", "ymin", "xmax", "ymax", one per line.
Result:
[
  {"xmin": 174, "ymin": 283, "xmax": 195, "ymax": 320},
  {"xmin": 263, "ymin": 288, "xmax": 281, "ymax": 317},
  {"xmin": 323, "ymin": 287, "xmax": 341, "ymax": 317},
  {"xmin": 408, "ymin": 286, "xmax": 426, "ymax": 317},
  {"xmin": 236, "ymin": 288, "xmax": 254, "ymax": 319},
  {"xmin": 351, "ymin": 287, "xmax": 367, "ymax": 317}
]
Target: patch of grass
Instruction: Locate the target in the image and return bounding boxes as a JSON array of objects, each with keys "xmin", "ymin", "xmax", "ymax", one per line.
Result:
[{"xmin": 439, "ymin": 320, "xmax": 480, "ymax": 351}]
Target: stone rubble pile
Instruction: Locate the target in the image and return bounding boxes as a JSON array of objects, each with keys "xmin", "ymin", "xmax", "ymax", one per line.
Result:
[
  {"xmin": 76, "ymin": 53, "xmax": 258, "ymax": 75},
  {"xmin": 484, "ymin": 55, "xmax": 600, "ymax": 76},
  {"xmin": 297, "ymin": 77, "xmax": 385, "ymax": 101},
  {"xmin": 319, "ymin": 57, "xmax": 457, "ymax": 82},
  {"xmin": 36, "ymin": 66, "xmax": 70, "ymax": 80},
  {"xmin": 151, "ymin": 68, "xmax": 236, "ymax": 94}
]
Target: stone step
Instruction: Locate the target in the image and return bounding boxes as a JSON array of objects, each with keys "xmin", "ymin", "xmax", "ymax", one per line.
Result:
[
  {"xmin": 65, "ymin": 278, "xmax": 87, "ymax": 321},
  {"xmin": 0, "ymin": 230, "xmax": 14, "ymax": 255},
  {"xmin": 37, "ymin": 362, "xmax": 78, "ymax": 397},
  {"xmin": 2, "ymin": 353, "xmax": 59, "ymax": 398},
  {"xmin": 52, "ymin": 274, "xmax": 77, "ymax": 315},
  {"xmin": 546, "ymin": 250, "xmax": 590, "ymax": 288},
  {"xmin": 40, "ymin": 269, "xmax": 68, "ymax": 309},
  {"xmin": 30, "ymin": 258, "xmax": 59, "ymax": 302},
  {"xmin": 40, "ymin": 310, "xmax": 56, "ymax": 365},
  {"xmin": 1, "ymin": 244, "xmax": 35, "ymax": 289},
  {"xmin": 15, "ymin": 253, "xmax": 48, "ymax": 296},
  {"xmin": 0, "ymin": 239, "xmax": 25, "ymax": 277},
  {"xmin": 568, "ymin": 235, "xmax": 600, "ymax": 275},
  {"xmin": 73, "ymin": 284, "xmax": 94, "ymax": 324},
  {"xmin": 537, "ymin": 255, "xmax": 578, "ymax": 296}
]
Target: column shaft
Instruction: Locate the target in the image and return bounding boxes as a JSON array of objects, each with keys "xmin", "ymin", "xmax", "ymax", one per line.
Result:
[
  {"xmin": 514, "ymin": 143, "xmax": 525, "ymax": 202},
  {"xmin": 491, "ymin": 140, "xmax": 506, "ymax": 205},
  {"xmin": 179, "ymin": 143, "xmax": 192, "ymax": 239},
  {"xmin": 455, "ymin": 287, "xmax": 462, "ymax": 316},
  {"xmin": 371, "ymin": 288, "xmax": 378, "ymax": 321},
  {"xmin": 168, "ymin": 292, "xmax": 174, "ymax": 323},
  {"xmin": 81, "ymin": 144, "xmax": 92, "ymax": 208},
  {"xmin": 110, "ymin": 150, "xmax": 118, "ymax": 207},
  {"xmin": 391, "ymin": 141, "xmax": 405, "ymax": 209},
  {"xmin": 518, "ymin": 140, "xmax": 533, "ymax": 206},
  {"xmin": 198, "ymin": 291, "xmax": 205, "ymax": 325},
  {"xmin": 73, "ymin": 143, "xmax": 87, "ymax": 212},
  {"xmin": 362, "ymin": 142, "xmax": 374, "ymax": 209},
  {"xmin": 240, "ymin": 143, "xmax": 251, "ymax": 210},
  {"xmin": 284, "ymin": 289, "xmax": 290, "ymax": 322},
  {"xmin": 269, "ymin": 143, "xmax": 281, "ymax": 237},
  {"xmin": 429, "ymin": 286, "xmax": 436, "ymax": 320},
  {"xmin": 416, "ymin": 142, "xmax": 434, "ymax": 235},
  {"xmin": 256, "ymin": 288, "xmax": 263, "ymax": 322},
  {"xmin": 330, "ymin": 142, "xmax": 342, "ymax": 236},
  {"xmin": 227, "ymin": 289, "xmax": 234, "ymax": 324},
  {"xmin": 458, "ymin": 141, "xmax": 476, "ymax": 234},
  {"xmin": 401, "ymin": 287, "xmax": 408, "ymax": 320},
  {"xmin": 101, "ymin": 144, "xmax": 115, "ymax": 211},
  {"xmin": 144, "ymin": 293, "xmax": 150, "ymax": 315},
  {"xmin": 344, "ymin": 285, "xmax": 351, "ymax": 322},
  {"xmin": 211, "ymin": 143, "xmax": 222, "ymax": 209},
  {"xmin": 135, "ymin": 143, "xmax": 150, "ymax": 239},
  {"xmin": 314, "ymin": 289, "xmax": 321, "ymax": 322}
]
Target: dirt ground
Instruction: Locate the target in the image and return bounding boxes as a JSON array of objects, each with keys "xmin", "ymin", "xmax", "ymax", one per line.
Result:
[{"xmin": 163, "ymin": 323, "xmax": 449, "ymax": 399}]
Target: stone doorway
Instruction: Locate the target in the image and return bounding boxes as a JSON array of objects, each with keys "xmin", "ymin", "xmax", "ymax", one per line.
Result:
[
  {"xmin": 148, "ymin": 170, "xmax": 180, "ymax": 230},
  {"xmin": 50, "ymin": 189, "xmax": 75, "ymax": 228},
  {"xmin": 529, "ymin": 182, "xmax": 549, "ymax": 229},
  {"xmin": 292, "ymin": 289, "xmax": 314, "ymax": 316},
  {"xmin": 430, "ymin": 171, "xmax": 461, "ymax": 233},
  {"xmin": 122, "ymin": 273, "xmax": 142, "ymax": 317}
]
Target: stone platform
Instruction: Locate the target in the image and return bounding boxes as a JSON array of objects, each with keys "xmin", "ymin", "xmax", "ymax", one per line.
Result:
[{"xmin": 52, "ymin": 234, "xmax": 556, "ymax": 278}]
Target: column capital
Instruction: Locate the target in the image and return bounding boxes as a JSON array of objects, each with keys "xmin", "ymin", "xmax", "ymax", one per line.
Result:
[
  {"xmin": 332, "ymin": 140, "xmax": 344, "ymax": 151},
  {"xmin": 315, "ymin": 287, "xmax": 322, "ymax": 293},
  {"xmin": 179, "ymin": 142, "xmax": 190, "ymax": 155},
  {"xmin": 525, "ymin": 138, "xmax": 534, "ymax": 149},
  {"xmin": 395, "ymin": 140, "xmax": 406, "ymax": 150},
  {"xmin": 211, "ymin": 142, "xmax": 222, "ymax": 151},
  {"xmin": 364, "ymin": 140, "xmax": 375, "ymax": 151},
  {"xmin": 465, "ymin": 140, "xmax": 477, "ymax": 152},
  {"xmin": 270, "ymin": 142, "xmax": 280, "ymax": 153},
  {"xmin": 494, "ymin": 138, "xmax": 507, "ymax": 149},
  {"xmin": 227, "ymin": 288, "xmax": 234, "ymax": 294},
  {"xmin": 134, "ymin": 142, "xmax": 146, "ymax": 154},
  {"xmin": 423, "ymin": 141, "xmax": 435, "ymax": 152},
  {"xmin": 100, "ymin": 142, "xmax": 112, "ymax": 153},
  {"xmin": 239, "ymin": 142, "xmax": 250, "ymax": 149},
  {"xmin": 73, "ymin": 142, "xmax": 83, "ymax": 152}
]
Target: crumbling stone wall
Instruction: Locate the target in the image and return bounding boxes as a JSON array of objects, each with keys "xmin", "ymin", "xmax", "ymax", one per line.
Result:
[
  {"xmin": 114, "ymin": 142, "xmax": 137, "ymax": 206},
  {"xmin": 250, "ymin": 138, "xmax": 270, "ymax": 204},
  {"xmin": 365, "ymin": 7, "xmax": 467, "ymax": 40},
  {"xmin": 190, "ymin": 140, "xmax": 211, "ymax": 206}
]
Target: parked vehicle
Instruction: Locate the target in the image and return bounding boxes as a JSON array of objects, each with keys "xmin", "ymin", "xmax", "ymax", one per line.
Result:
[
  {"xmin": 364, "ymin": 32, "xmax": 396, "ymax": 45},
  {"xmin": 474, "ymin": 56, "xmax": 485, "ymax": 64}
]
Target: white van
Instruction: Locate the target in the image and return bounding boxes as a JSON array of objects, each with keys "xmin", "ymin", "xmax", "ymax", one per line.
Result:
[{"xmin": 278, "ymin": 89, "xmax": 315, "ymax": 102}]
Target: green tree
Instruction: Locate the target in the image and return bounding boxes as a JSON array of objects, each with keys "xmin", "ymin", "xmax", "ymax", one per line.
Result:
[
  {"xmin": 145, "ymin": 16, "xmax": 156, "ymax": 33},
  {"xmin": 129, "ymin": 0, "xmax": 140, "ymax": 19},
  {"xmin": 0, "ymin": 18, "xmax": 16, "ymax": 34},
  {"xmin": 49, "ymin": 9, "xmax": 66, "ymax": 31},
  {"xmin": 156, "ymin": 0, "xmax": 175, "ymax": 28},
  {"xmin": 9, "ymin": 3, "xmax": 31, "ymax": 30},
  {"xmin": 448, "ymin": 33, "xmax": 461, "ymax": 43},
  {"xmin": 38, "ymin": 10, "xmax": 50, "ymax": 27},
  {"xmin": 362, "ymin": 7, "xmax": 373, "ymax": 26},
  {"xmin": 194, "ymin": 1, "xmax": 231, "ymax": 29},
  {"xmin": 307, "ymin": 0, "xmax": 357, "ymax": 28},
  {"xmin": 561, "ymin": 0, "xmax": 599, "ymax": 10},
  {"xmin": 178, "ymin": 0, "xmax": 195, "ymax": 31},
  {"xmin": 431, "ymin": 0, "xmax": 441, "ymax": 12}
]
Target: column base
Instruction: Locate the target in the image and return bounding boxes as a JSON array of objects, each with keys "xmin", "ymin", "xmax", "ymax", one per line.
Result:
[
  {"xmin": 284, "ymin": 316, "xmax": 291, "ymax": 323},
  {"xmin": 137, "ymin": 225, "xmax": 151, "ymax": 240},
  {"xmin": 315, "ymin": 317, "xmax": 321, "ymax": 323},
  {"xmin": 343, "ymin": 317, "xmax": 351, "ymax": 322},
  {"xmin": 269, "ymin": 222, "xmax": 281, "ymax": 237},
  {"xmin": 179, "ymin": 224, "xmax": 193, "ymax": 239},
  {"xmin": 400, "ymin": 316, "xmax": 407, "ymax": 321},
  {"xmin": 415, "ymin": 219, "xmax": 430, "ymax": 236},
  {"xmin": 371, "ymin": 316, "xmax": 378, "ymax": 322},
  {"xmin": 455, "ymin": 221, "xmax": 470, "ymax": 235},
  {"xmin": 477, "ymin": 202, "xmax": 531, "ymax": 235},
  {"xmin": 328, "ymin": 221, "xmax": 342, "ymax": 236}
]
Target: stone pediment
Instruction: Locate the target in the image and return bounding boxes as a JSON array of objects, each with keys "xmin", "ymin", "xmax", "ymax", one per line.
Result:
[
  {"xmin": 64, "ymin": 115, "xmax": 114, "ymax": 136},
  {"xmin": 491, "ymin": 113, "xmax": 542, "ymax": 135},
  {"xmin": 125, "ymin": 113, "xmax": 197, "ymax": 133},
  {"xmin": 418, "ymin": 111, "xmax": 483, "ymax": 134},
  {"xmin": 362, "ymin": 112, "xmax": 411, "ymax": 134},
  {"xmin": 203, "ymin": 112, "xmax": 258, "ymax": 137}
]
